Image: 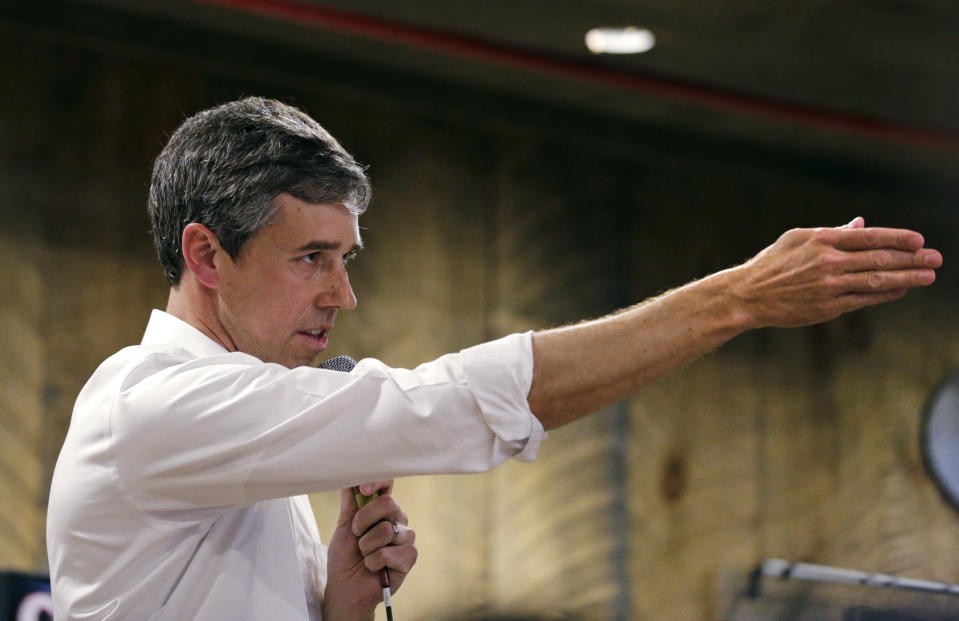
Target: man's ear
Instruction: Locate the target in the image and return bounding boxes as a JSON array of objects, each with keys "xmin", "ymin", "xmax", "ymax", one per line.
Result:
[{"xmin": 181, "ymin": 223, "xmax": 223, "ymax": 289}]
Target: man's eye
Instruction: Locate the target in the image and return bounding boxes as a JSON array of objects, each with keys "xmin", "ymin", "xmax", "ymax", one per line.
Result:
[
  {"xmin": 301, "ymin": 252, "xmax": 320, "ymax": 265},
  {"xmin": 342, "ymin": 251, "xmax": 358, "ymax": 266}
]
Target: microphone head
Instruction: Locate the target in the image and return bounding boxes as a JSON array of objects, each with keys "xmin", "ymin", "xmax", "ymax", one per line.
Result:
[{"xmin": 318, "ymin": 355, "xmax": 357, "ymax": 373}]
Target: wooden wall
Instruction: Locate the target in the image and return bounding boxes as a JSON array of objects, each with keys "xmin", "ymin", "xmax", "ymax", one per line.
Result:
[{"xmin": 1, "ymin": 11, "xmax": 959, "ymax": 621}]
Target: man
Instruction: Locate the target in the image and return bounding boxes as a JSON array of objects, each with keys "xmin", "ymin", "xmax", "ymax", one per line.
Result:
[{"xmin": 46, "ymin": 97, "xmax": 942, "ymax": 620}]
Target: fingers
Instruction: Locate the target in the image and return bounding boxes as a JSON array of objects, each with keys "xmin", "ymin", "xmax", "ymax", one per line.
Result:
[
  {"xmin": 352, "ymin": 493, "xmax": 408, "ymax": 538},
  {"xmin": 351, "ymin": 492, "xmax": 417, "ymax": 584},
  {"xmin": 351, "ymin": 492, "xmax": 416, "ymax": 575},
  {"xmin": 832, "ymin": 226, "xmax": 925, "ymax": 251},
  {"xmin": 832, "ymin": 289, "xmax": 909, "ymax": 315},
  {"xmin": 841, "ymin": 248, "xmax": 942, "ymax": 272},
  {"xmin": 358, "ymin": 521, "xmax": 415, "ymax": 556},
  {"xmin": 336, "ymin": 479, "xmax": 396, "ymax": 528},
  {"xmin": 840, "ymin": 268, "xmax": 936, "ymax": 292},
  {"xmin": 356, "ymin": 480, "xmax": 393, "ymax": 497},
  {"xmin": 801, "ymin": 288, "xmax": 910, "ymax": 324},
  {"xmin": 801, "ymin": 225, "xmax": 941, "ymax": 290},
  {"xmin": 362, "ymin": 538, "xmax": 418, "ymax": 576}
]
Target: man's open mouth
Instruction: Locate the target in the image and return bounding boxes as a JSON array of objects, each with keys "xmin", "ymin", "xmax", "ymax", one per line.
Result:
[{"xmin": 298, "ymin": 329, "xmax": 328, "ymax": 343}]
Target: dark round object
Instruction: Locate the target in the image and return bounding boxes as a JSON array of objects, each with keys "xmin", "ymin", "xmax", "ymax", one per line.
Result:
[{"xmin": 920, "ymin": 370, "xmax": 959, "ymax": 515}]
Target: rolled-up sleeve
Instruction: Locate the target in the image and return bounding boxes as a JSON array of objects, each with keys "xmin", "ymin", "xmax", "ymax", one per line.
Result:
[
  {"xmin": 110, "ymin": 332, "xmax": 545, "ymax": 514},
  {"xmin": 459, "ymin": 331, "xmax": 543, "ymax": 462}
]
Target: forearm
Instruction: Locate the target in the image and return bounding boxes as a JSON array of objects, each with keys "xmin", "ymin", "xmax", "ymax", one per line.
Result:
[
  {"xmin": 526, "ymin": 220, "xmax": 941, "ymax": 429},
  {"xmin": 527, "ymin": 266, "xmax": 752, "ymax": 429}
]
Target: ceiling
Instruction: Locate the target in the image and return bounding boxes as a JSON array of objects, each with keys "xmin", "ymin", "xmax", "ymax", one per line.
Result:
[{"xmin": 7, "ymin": 0, "xmax": 959, "ymax": 183}]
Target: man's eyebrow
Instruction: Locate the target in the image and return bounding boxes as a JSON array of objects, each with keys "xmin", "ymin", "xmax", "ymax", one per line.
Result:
[{"xmin": 294, "ymin": 240, "xmax": 364, "ymax": 254}]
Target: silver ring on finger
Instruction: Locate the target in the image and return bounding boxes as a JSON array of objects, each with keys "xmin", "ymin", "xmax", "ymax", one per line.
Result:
[{"xmin": 389, "ymin": 520, "xmax": 400, "ymax": 546}]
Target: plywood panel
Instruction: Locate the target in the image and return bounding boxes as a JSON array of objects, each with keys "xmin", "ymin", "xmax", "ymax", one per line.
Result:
[{"xmin": 0, "ymin": 234, "xmax": 46, "ymax": 571}]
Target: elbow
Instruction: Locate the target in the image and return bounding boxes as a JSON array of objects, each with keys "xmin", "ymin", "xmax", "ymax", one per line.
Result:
[{"xmin": 527, "ymin": 396, "xmax": 582, "ymax": 431}]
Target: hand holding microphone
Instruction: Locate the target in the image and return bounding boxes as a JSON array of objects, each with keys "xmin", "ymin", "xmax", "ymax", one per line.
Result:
[
  {"xmin": 326, "ymin": 481, "xmax": 416, "ymax": 620},
  {"xmin": 320, "ymin": 356, "xmax": 416, "ymax": 620}
]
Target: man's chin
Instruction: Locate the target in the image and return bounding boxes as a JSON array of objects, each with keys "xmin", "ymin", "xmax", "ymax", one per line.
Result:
[
  {"xmin": 284, "ymin": 356, "xmax": 320, "ymax": 369},
  {"xmin": 300, "ymin": 352, "xmax": 325, "ymax": 369},
  {"xmin": 261, "ymin": 353, "xmax": 317, "ymax": 369}
]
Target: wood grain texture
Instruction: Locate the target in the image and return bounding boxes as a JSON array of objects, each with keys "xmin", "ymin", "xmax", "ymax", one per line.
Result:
[{"xmin": 0, "ymin": 234, "xmax": 46, "ymax": 570}]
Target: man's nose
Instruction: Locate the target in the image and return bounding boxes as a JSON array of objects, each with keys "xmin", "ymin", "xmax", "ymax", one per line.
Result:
[{"xmin": 321, "ymin": 264, "xmax": 357, "ymax": 310}]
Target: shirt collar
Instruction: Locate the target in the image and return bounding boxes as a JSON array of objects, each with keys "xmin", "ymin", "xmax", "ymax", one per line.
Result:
[{"xmin": 141, "ymin": 309, "xmax": 231, "ymax": 358}]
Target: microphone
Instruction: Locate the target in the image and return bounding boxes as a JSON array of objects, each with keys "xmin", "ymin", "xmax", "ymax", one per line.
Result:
[
  {"xmin": 318, "ymin": 355, "xmax": 357, "ymax": 372},
  {"xmin": 318, "ymin": 355, "xmax": 394, "ymax": 621}
]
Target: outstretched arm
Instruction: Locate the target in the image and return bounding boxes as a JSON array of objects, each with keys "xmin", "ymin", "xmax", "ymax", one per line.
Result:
[{"xmin": 527, "ymin": 218, "xmax": 942, "ymax": 429}]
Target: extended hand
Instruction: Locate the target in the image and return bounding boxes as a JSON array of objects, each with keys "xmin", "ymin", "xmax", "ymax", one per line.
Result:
[
  {"xmin": 324, "ymin": 481, "xmax": 417, "ymax": 620},
  {"xmin": 730, "ymin": 217, "xmax": 942, "ymax": 329}
]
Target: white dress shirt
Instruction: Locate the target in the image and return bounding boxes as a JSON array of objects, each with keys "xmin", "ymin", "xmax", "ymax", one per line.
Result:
[{"xmin": 47, "ymin": 310, "xmax": 544, "ymax": 620}]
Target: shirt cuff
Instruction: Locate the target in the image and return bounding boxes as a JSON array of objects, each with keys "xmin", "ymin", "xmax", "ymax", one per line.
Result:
[{"xmin": 459, "ymin": 331, "xmax": 546, "ymax": 462}]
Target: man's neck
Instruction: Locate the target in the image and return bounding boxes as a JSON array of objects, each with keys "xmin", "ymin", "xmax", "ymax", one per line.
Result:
[{"xmin": 165, "ymin": 279, "xmax": 237, "ymax": 353}]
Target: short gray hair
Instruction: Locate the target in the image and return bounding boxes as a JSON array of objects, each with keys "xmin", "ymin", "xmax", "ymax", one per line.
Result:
[{"xmin": 148, "ymin": 96, "xmax": 371, "ymax": 285}]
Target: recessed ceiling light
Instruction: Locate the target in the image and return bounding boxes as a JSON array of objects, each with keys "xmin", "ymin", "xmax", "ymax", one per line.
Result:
[{"xmin": 585, "ymin": 26, "xmax": 655, "ymax": 55}]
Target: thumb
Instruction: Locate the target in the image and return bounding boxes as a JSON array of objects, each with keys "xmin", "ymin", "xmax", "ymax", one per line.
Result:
[
  {"xmin": 336, "ymin": 487, "xmax": 359, "ymax": 528},
  {"xmin": 839, "ymin": 216, "xmax": 865, "ymax": 229}
]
